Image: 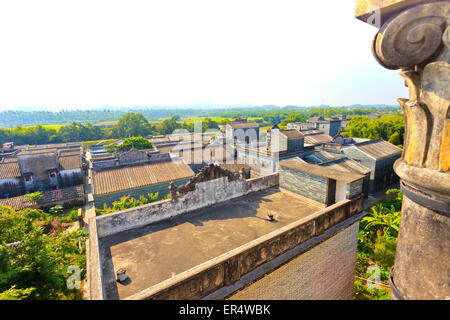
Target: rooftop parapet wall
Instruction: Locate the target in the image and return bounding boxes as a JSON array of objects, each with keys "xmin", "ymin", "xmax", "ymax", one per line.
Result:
[
  {"xmin": 94, "ymin": 173, "xmax": 279, "ymax": 238},
  {"xmin": 124, "ymin": 197, "xmax": 364, "ymax": 300},
  {"xmin": 86, "ymin": 217, "xmax": 105, "ymax": 300}
]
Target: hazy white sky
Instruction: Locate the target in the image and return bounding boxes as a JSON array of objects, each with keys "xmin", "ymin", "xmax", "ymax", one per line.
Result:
[{"xmin": 0, "ymin": 0, "xmax": 408, "ymax": 111}]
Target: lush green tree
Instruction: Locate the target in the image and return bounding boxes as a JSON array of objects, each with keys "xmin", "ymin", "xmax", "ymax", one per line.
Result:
[
  {"xmin": 97, "ymin": 193, "xmax": 165, "ymax": 215},
  {"xmin": 354, "ymin": 189, "xmax": 403, "ymax": 300},
  {"xmin": 156, "ymin": 116, "xmax": 181, "ymax": 135},
  {"xmin": 280, "ymin": 113, "xmax": 308, "ymax": 126},
  {"xmin": 0, "ymin": 206, "xmax": 87, "ymax": 300},
  {"xmin": 57, "ymin": 122, "xmax": 104, "ymax": 142},
  {"xmin": 109, "ymin": 113, "xmax": 153, "ymax": 138},
  {"xmin": 49, "ymin": 205, "xmax": 64, "ymax": 216},
  {"xmin": 106, "ymin": 137, "xmax": 153, "ymax": 153},
  {"xmin": 343, "ymin": 115, "xmax": 404, "ymax": 147},
  {"xmin": 24, "ymin": 192, "xmax": 43, "ymax": 203},
  {"xmin": 362, "ymin": 203, "xmax": 401, "ymax": 240},
  {"xmin": 201, "ymin": 118, "xmax": 219, "ymax": 131},
  {"xmin": 119, "ymin": 137, "xmax": 153, "ymax": 151}
]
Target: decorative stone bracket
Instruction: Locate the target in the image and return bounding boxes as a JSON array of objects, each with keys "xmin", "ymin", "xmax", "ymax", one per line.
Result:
[
  {"xmin": 356, "ymin": 0, "xmax": 449, "ymax": 300},
  {"xmin": 371, "ymin": 1, "xmax": 450, "ymax": 201}
]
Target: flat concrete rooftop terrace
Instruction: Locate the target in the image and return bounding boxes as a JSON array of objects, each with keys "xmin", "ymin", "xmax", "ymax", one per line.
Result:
[{"xmin": 99, "ymin": 187, "xmax": 324, "ymax": 299}]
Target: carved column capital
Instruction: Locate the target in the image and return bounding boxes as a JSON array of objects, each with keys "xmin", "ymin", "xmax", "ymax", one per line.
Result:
[
  {"xmin": 356, "ymin": 0, "xmax": 450, "ymax": 300},
  {"xmin": 372, "ymin": 1, "xmax": 450, "ymax": 201}
]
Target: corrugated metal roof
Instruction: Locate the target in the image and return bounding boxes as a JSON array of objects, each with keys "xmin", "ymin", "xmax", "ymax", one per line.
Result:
[
  {"xmin": 59, "ymin": 155, "xmax": 82, "ymax": 170},
  {"xmin": 304, "ymin": 133, "xmax": 333, "ymax": 145},
  {"xmin": 303, "ymin": 151, "xmax": 336, "ymax": 164},
  {"xmin": 353, "ymin": 139, "xmax": 402, "ymax": 159},
  {"xmin": 0, "ymin": 185, "xmax": 84, "ymax": 210},
  {"xmin": 280, "ymin": 129, "xmax": 304, "ymax": 139},
  {"xmin": 228, "ymin": 122, "xmax": 259, "ymax": 129},
  {"xmin": 280, "ymin": 158, "xmax": 364, "ymax": 183},
  {"xmin": 0, "ymin": 160, "xmax": 21, "ymax": 179},
  {"xmin": 321, "ymin": 158, "xmax": 371, "ymax": 176},
  {"xmin": 92, "ymin": 160, "xmax": 194, "ymax": 195},
  {"xmin": 1, "ymin": 157, "xmax": 18, "ymax": 163},
  {"xmin": 58, "ymin": 149, "xmax": 82, "ymax": 156},
  {"xmin": 148, "ymin": 137, "xmax": 171, "ymax": 144},
  {"xmin": 18, "ymin": 148, "xmax": 58, "ymax": 155}
]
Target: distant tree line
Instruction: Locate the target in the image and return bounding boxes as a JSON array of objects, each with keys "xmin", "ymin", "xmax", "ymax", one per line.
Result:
[
  {"xmin": 0, "ymin": 113, "xmax": 222, "ymax": 146},
  {"xmin": 0, "ymin": 107, "xmax": 403, "ymax": 146},
  {"xmin": 0, "ymin": 106, "xmax": 400, "ymax": 128}
]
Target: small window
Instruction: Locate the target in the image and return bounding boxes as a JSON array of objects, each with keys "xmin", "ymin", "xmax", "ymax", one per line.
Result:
[{"xmin": 24, "ymin": 174, "xmax": 32, "ymax": 182}]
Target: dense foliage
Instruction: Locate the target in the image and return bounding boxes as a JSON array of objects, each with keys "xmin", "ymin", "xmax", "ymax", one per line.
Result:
[
  {"xmin": 105, "ymin": 137, "xmax": 154, "ymax": 153},
  {"xmin": 0, "ymin": 106, "xmax": 403, "ymax": 147},
  {"xmin": 0, "ymin": 123, "xmax": 104, "ymax": 146},
  {"xmin": 97, "ymin": 193, "xmax": 169, "ymax": 215},
  {"xmin": 343, "ymin": 115, "xmax": 405, "ymax": 147},
  {"xmin": 108, "ymin": 113, "xmax": 155, "ymax": 138},
  {"xmin": 0, "ymin": 106, "xmax": 400, "ymax": 128},
  {"xmin": 0, "ymin": 114, "xmax": 222, "ymax": 146},
  {"xmin": 353, "ymin": 189, "xmax": 403, "ymax": 300},
  {"xmin": 0, "ymin": 206, "xmax": 87, "ymax": 300}
]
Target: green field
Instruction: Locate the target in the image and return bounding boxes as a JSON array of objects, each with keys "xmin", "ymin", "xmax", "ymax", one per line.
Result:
[
  {"xmin": 20, "ymin": 124, "xmax": 64, "ymax": 130},
  {"xmin": 181, "ymin": 116, "xmax": 264, "ymax": 123},
  {"xmin": 83, "ymin": 139, "xmax": 117, "ymax": 149}
]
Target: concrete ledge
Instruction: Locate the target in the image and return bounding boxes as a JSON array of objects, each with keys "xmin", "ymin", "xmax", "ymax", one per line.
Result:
[
  {"xmin": 124, "ymin": 196, "xmax": 364, "ymax": 300},
  {"xmin": 204, "ymin": 210, "xmax": 368, "ymax": 300},
  {"xmin": 86, "ymin": 217, "xmax": 104, "ymax": 300}
]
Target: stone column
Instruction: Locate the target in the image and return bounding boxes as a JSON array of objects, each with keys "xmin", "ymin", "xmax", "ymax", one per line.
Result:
[{"xmin": 356, "ymin": 0, "xmax": 449, "ymax": 299}]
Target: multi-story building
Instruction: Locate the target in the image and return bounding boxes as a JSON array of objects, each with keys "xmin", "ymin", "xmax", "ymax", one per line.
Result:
[
  {"xmin": 225, "ymin": 118, "xmax": 259, "ymax": 144},
  {"xmin": 287, "ymin": 116, "xmax": 342, "ymax": 137},
  {"xmin": 321, "ymin": 139, "xmax": 402, "ymax": 193}
]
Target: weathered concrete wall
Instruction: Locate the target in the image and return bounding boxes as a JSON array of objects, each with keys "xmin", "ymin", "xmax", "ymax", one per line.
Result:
[
  {"xmin": 279, "ymin": 166, "xmax": 328, "ymax": 203},
  {"xmin": 123, "ymin": 197, "xmax": 364, "ymax": 300},
  {"xmin": 287, "ymin": 137, "xmax": 304, "ymax": 153},
  {"xmin": 58, "ymin": 168, "xmax": 84, "ymax": 189},
  {"xmin": 341, "ymin": 147, "xmax": 400, "ymax": 194},
  {"xmin": 0, "ymin": 178, "xmax": 23, "ymax": 198},
  {"xmin": 85, "ymin": 218, "xmax": 105, "ymax": 300},
  {"xmin": 372, "ymin": 154, "xmax": 400, "ymax": 193},
  {"xmin": 237, "ymin": 149, "xmax": 277, "ymax": 175},
  {"xmin": 228, "ymin": 221, "xmax": 360, "ymax": 300},
  {"xmin": 348, "ymin": 178, "xmax": 364, "ymax": 199},
  {"xmin": 95, "ymin": 173, "xmax": 279, "ymax": 238}
]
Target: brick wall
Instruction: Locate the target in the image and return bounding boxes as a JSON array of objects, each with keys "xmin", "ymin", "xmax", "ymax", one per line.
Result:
[
  {"xmin": 279, "ymin": 166, "xmax": 328, "ymax": 203},
  {"xmin": 228, "ymin": 221, "xmax": 359, "ymax": 300},
  {"xmin": 348, "ymin": 179, "xmax": 364, "ymax": 199},
  {"xmin": 372, "ymin": 154, "xmax": 400, "ymax": 192},
  {"xmin": 341, "ymin": 147, "xmax": 377, "ymax": 192}
]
